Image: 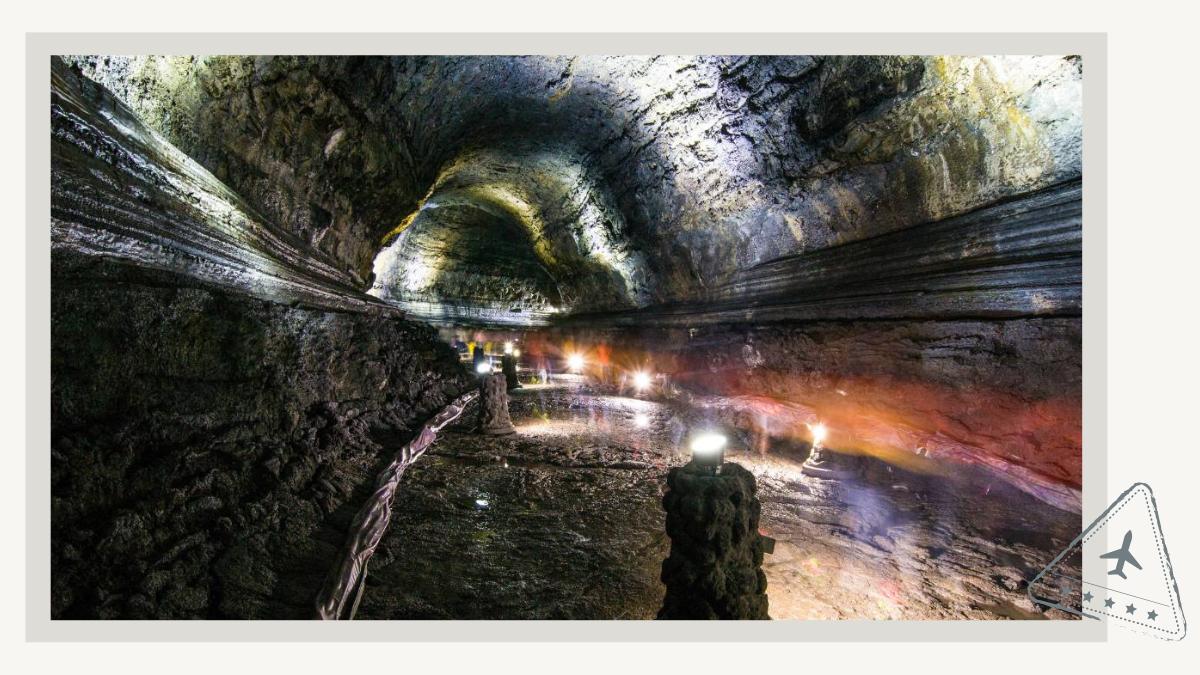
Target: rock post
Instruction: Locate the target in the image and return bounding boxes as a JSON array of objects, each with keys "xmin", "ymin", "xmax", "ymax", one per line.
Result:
[
  {"xmin": 501, "ymin": 354, "xmax": 521, "ymax": 391},
  {"xmin": 658, "ymin": 461, "xmax": 771, "ymax": 619},
  {"xmin": 477, "ymin": 373, "xmax": 516, "ymax": 435}
]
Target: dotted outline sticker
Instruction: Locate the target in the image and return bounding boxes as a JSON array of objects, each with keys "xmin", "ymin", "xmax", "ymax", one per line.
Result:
[{"xmin": 1029, "ymin": 482, "xmax": 1187, "ymax": 640}]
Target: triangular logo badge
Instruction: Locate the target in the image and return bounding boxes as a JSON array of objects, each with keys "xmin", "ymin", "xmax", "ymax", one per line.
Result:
[{"xmin": 1030, "ymin": 483, "xmax": 1186, "ymax": 639}]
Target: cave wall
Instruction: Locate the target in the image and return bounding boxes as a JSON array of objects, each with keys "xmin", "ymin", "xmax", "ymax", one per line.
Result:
[
  {"xmin": 539, "ymin": 315, "xmax": 1080, "ymax": 512},
  {"xmin": 52, "ymin": 267, "xmax": 471, "ymax": 618},
  {"xmin": 50, "ymin": 57, "xmax": 474, "ymax": 618},
  {"xmin": 542, "ymin": 177, "xmax": 1083, "ymax": 510},
  {"xmin": 61, "ymin": 55, "xmax": 1081, "ymax": 316}
]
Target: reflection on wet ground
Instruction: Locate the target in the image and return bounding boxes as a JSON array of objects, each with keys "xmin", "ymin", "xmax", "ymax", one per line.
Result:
[{"xmin": 356, "ymin": 377, "xmax": 1080, "ymax": 619}]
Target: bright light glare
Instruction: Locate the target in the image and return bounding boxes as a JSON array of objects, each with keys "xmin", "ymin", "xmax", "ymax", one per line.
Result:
[
  {"xmin": 512, "ymin": 349, "xmax": 521, "ymax": 358},
  {"xmin": 689, "ymin": 432, "xmax": 727, "ymax": 457},
  {"xmin": 475, "ymin": 361, "xmax": 492, "ymax": 374},
  {"xmin": 810, "ymin": 422, "xmax": 828, "ymax": 448},
  {"xmin": 632, "ymin": 371, "xmax": 652, "ymax": 391},
  {"xmin": 503, "ymin": 341, "xmax": 514, "ymax": 354},
  {"xmin": 567, "ymin": 353, "xmax": 585, "ymax": 372},
  {"xmin": 475, "ymin": 498, "xmax": 490, "ymax": 508},
  {"xmin": 633, "ymin": 413, "xmax": 651, "ymax": 428}
]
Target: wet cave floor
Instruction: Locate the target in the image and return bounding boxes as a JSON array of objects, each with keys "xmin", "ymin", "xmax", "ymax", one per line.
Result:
[{"xmin": 354, "ymin": 378, "xmax": 1081, "ymax": 620}]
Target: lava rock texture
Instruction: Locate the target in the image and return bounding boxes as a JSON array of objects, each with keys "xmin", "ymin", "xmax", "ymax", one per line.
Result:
[
  {"xmin": 61, "ymin": 55, "xmax": 1081, "ymax": 320},
  {"xmin": 476, "ymin": 374, "xmax": 516, "ymax": 435},
  {"xmin": 50, "ymin": 58, "xmax": 474, "ymax": 618},
  {"xmin": 659, "ymin": 462, "xmax": 771, "ymax": 620},
  {"xmin": 48, "ymin": 51, "xmax": 1086, "ymax": 619}
]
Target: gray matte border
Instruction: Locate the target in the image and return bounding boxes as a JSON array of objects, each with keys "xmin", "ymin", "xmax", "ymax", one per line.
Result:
[{"xmin": 26, "ymin": 32, "xmax": 1107, "ymax": 642}]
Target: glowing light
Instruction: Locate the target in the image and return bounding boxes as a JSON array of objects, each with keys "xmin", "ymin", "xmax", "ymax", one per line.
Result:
[
  {"xmin": 475, "ymin": 361, "xmax": 492, "ymax": 374},
  {"xmin": 512, "ymin": 349, "xmax": 521, "ymax": 358},
  {"xmin": 474, "ymin": 498, "xmax": 490, "ymax": 509},
  {"xmin": 632, "ymin": 371, "xmax": 652, "ymax": 392},
  {"xmin": 633, "ymin": 413, "xmax": 651, "ymax": 428},
  {"xmin": 567, "ymin": 353, "xmax": 585, "ymax": 372},
  {"xmin": 690, "ymin": 431, "xmax": 727, "ymax": 469},
  {"xmin": 503, "ymin": 341, "xmax": 514, "ymax": 354},
  {"xmin": 810, "ymin": 422, "xmax": 828, "ymax": 449}
]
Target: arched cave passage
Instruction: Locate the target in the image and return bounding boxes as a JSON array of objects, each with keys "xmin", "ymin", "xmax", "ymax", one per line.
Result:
[
  {"xmin": 50, "ymin": 54, "xmax": 1083, "ymax": 620},
  {"xmin": 370, "ymin": 199, "xmax": 567, "ymax": 324}
]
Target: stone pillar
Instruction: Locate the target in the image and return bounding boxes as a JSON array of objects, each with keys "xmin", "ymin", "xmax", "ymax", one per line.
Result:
[
  {"xmin": 501, "ymin": 354, "xmax": 521, "ymax": 391},
  {"xmin": 658, "ymin": 461, "xmax": 771, "ymax": 619},
  {"xmin": 477, "ymin": 373, "xmax": 515, "ymax": 435}
]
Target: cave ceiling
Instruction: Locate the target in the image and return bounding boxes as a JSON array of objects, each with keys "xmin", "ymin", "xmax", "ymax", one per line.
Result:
[{"xmin": 63, "ymin": 54, "xmax": 1082, "ymax": 324}]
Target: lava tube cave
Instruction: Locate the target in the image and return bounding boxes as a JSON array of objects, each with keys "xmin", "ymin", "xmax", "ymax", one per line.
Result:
[{"xmin": 49, "ymin": 54, "xmax": 1083, "ymax": 620}]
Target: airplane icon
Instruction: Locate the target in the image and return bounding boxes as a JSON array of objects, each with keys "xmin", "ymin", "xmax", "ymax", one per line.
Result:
[{"xmin": 1100, "ymin": 529, "xmax": 1143, "ymax": 580}]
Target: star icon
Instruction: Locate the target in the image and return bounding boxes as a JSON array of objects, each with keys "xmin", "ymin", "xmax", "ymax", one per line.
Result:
[
  {"xmin": 1083, "ymin": 591, "xmax": 1094, "ymax": 603},
  {"xmin": 1147, "ymin": 610, "xmax": 1158, "ymax": 621},
  {"xmin": 1126, "ymin": 603, "xmax": 1137, "ymax": 615},
  {"xmin": 1104, "ymin": 597, "xmax": 1115, "ymax": 608}
]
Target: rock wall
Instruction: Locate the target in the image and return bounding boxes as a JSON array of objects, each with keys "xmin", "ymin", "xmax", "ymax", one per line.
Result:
[
  {"xmin": 542, "ymin": 181, "xmax": 1083, "ymax": 511},
  {"xmin": 50, "ymin": 57, "xmax": 474, "ymax": 618},
  {"xmin": 52, "ymin": 265, "xmax": 471, "ymax": 618}
]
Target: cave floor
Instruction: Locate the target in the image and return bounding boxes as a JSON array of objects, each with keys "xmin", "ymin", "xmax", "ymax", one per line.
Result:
[{"xmin": 354, "ymin": 377, "xmax": 1080, "ymax": 620}]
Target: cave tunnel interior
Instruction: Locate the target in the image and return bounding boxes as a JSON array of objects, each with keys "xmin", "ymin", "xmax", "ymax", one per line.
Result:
[{"xmin": 50, "ymin": 54, "xmax": 1083, "ymax": 620}]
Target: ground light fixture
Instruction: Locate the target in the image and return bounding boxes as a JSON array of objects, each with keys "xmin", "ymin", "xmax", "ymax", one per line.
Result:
[
  {"xmin": 809, "ymin": 422, "xmax": 827, "ymax": 449},
  {"xmin": 567, "ymin": 353, "xmax": 585, "ymax": 372},
  {"xmin": 689, "ymin": 431, "xmax": 727, "ymax": 473},
  {"xmin": 632, "ymin": 371, "xmax": 652, "ymax": 392}
]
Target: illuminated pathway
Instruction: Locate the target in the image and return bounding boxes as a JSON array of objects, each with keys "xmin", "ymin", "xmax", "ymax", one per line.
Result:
[{"xmin": 353, "ymin": 377, "xmax": 1081, "ymax": 620}]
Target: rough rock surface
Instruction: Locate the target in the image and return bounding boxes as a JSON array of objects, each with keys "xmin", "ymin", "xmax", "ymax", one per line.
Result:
[
  {"xmin": 355, "ymin": 384, "xmax": 675, "ymax": 619},
  {"xmin": 50, "ymin": 56, "xmax": 474, "ymax": 619},
  {"xmin": 62, "ymin": 55, "xmax": 1082, "ymax": 317},
  {"xmin": 51, "ymin": 265, "xmax": 472, "ymax": 618},
  {"xmin": 352, "ymin": 379, "xmax": 1078, "ymax": 619},
  {"xmin": 477, "ymin": 374, "xmax": 516, "ymax": 435},
  {"xmin": 658, "ymin": 461, "xmax": 771, "ymax": 619},
  {"xmin": 369, "ymin": 200, "xmax": 565, "ymax": 324},
  {"xmin": 564, "ymin": 179, "xmax": 1081, "ymax": 325},
  {"xmin": 48, "ymin": 51, "xmax": 1086, "ymax": 620}
]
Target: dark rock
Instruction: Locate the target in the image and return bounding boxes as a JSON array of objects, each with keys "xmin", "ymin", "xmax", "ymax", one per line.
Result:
[
  {"xmin": 658, "ymin": 461, "xmax": 770, "ymax": 620},
  {"xmin": 501, "ymin": 354, "xmax": 521, "ymax": 391},
  {"xmin": 796, "ymin": 56, "xmax": 925, "ymax": 141},
  {"xmin": 49, "ymin": 58, "xmax": 474, "ymax": 619},
  {"xmin": 476, "ymin": 374, "xmax": 516, "ymax": 436},
  {"xmin": 61, "ymin": 55, "xmax": 1081, "ymax": 319}
]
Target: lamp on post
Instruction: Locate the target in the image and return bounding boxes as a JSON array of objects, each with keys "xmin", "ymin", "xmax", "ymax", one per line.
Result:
[
  {"xmin": 689, "ymin": 431, "xmax": 727, "ymax": 474},
  {"xmin": 660, "ymin": 430, "xmax": 771, "ymax": 619}
]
